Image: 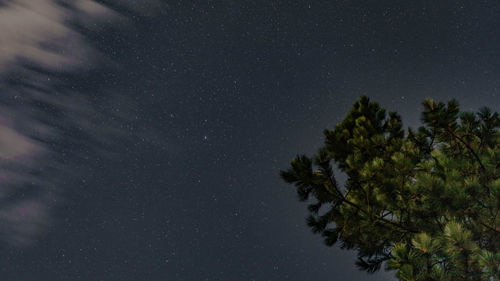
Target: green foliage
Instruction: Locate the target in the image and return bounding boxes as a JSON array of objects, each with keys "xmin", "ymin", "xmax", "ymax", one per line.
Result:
[{"xmin": 280, "ymin": 96, "xmax": 500, "ymax": 280}]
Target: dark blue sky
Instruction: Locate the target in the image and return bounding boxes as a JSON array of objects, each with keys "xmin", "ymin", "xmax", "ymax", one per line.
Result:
[{"xmin": 0, "ymin": 1, "xmax": 499, "ymax": 280}]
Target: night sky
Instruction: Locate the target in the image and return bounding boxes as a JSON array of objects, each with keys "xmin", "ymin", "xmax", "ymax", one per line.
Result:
[{"xmin": 0, "ymin": 1, "xmax": 499, "ymax": 280}]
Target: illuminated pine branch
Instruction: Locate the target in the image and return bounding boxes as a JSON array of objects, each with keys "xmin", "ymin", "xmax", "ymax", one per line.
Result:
[{"xmin": 280, "ymin": 96, "xmax": 500, "ymax": 280}]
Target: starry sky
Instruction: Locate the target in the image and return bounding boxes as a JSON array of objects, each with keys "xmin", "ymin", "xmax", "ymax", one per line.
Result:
[{"xmin": 0, "ymin": 1, "xmax": 499, "ymax": 280}]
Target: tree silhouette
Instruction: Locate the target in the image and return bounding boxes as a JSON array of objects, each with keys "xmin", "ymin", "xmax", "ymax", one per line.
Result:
[{"xmin": 280, "ymin": 96, "xmax": 500, "ymax": 280}]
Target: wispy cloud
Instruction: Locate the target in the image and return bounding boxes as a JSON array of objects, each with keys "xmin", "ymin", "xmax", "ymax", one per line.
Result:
[
  {"xmin": 0, "ymin": 0, "xmax": 160, "ymax": 245},
  {"xmin": 0, "ymin": 0, "xmax": 106, "ymax": 72}
]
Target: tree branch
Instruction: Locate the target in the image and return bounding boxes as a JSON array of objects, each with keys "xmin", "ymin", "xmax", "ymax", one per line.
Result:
[
  {"xmin": 324, "ymin": 174, "xmax": 419, "ymax": 234},
  {"xmin": 446, "ymin": 127, "xmax": 486, "ymax": 172},
  {"xmin": 479, "ymin": 222, "xmax": 500, "ymax": 235}
]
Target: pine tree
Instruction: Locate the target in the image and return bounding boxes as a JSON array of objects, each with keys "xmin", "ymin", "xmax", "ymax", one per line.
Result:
[{"xmin": 280, "ymin": 96, "xmax": 500, "ymax": 280}]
